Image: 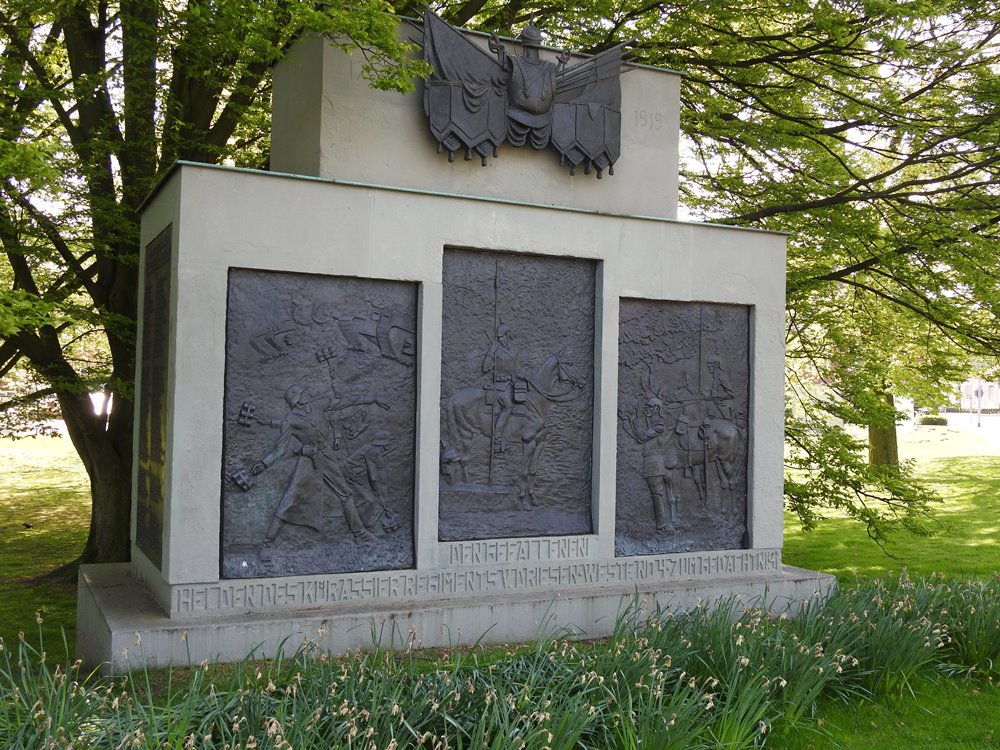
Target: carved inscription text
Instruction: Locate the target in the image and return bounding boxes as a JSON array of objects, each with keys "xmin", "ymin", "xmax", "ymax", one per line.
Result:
[{"xmin": 171, "ymin": 549, "xmax": 782, "ymax": 616}]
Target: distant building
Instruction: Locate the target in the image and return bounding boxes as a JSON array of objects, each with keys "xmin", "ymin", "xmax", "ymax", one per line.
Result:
[{"xmin": 958, "ymin": 380, "xmax": 1000, "ymax": 411}]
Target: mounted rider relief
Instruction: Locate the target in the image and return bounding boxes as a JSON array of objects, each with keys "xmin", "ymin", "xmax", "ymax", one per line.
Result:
[
  {"xmin": 439, "ymin": 249, "xmax": 596, "ymax": 541},
  {"xmin": 616, "ymin": 299, "xmax": 750, "ymax": 557},
  {"xmin": 220, "ymin": 269, "xmax": 417, "ymax": 578}
]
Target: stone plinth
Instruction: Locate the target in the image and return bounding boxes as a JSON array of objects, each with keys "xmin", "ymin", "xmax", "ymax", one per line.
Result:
[{"xmin": 79, "ymin": 561, "xmax": 832, "ymax": 671}]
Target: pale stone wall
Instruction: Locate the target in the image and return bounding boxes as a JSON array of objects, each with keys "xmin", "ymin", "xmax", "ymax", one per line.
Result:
[
  {"xmin": 271, "ymin": 34, "xmax": 682, "ymax": 219},
  {"xmin": 127, "ymin": 162, "xmax": 785, "ymax": 609}
]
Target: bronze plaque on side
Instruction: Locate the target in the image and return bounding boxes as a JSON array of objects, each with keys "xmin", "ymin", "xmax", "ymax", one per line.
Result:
[
  {"xmin": 439, "ymin": 249, "xmax": 595, "ymax": 541},
  {"xmin": 221, "ymin": 269, "xmax": 417, "ymax": 578},
  {"xmin": 616, "ymin": 300, "xmax": 750, "ymax": 556},
  {"xmin": 135, "ymin": 226, "xmax": 172, "ymax": 570}
]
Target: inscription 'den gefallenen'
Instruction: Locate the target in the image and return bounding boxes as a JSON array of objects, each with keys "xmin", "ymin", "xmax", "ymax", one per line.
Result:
[
  {"xmin": 172, "ymin": 549, "xmax": 783, "ymax": 615},
  {"xmin": 438, "ymin": 249, "xmax": 595, "ymax": 542},
  {"xmin": 616, "ymin": 300, "xmax": 751, "ymax": 557},
  {"xmin": 221, "ymin": 269, "xmax": 417, "ymax": 579}
]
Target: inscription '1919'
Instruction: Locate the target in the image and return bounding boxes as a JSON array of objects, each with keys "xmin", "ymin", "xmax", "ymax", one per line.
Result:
[{"xmin": 634, "ymin": 110, "xmax": 663, "ymax": 130}]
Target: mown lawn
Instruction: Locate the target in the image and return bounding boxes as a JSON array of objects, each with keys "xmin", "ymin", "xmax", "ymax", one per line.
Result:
[
  {"xmin": 0, "ymin": 433, "xmax": 88, "ymax": 651},
  {"xmin": 772, "ymin": 678, "xmax": 1000, "ymax": 750},
  {"xmin": 783, "ymin": 422, "xmax": 1000, "ymax": 582},
  {"xmin": 0, "ymin": 422, "xmax": 998, "ymax": 748},
  {"xmin": 779, "ymin": 422, "xmax": 1000, "ymax": 749},
  {"xmin": 783, "ymin": 453, "xmax": 1000, "ymax": 582}
]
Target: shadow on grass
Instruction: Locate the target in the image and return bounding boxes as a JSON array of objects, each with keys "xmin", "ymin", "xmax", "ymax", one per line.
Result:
[
  {"xmin": 0, "ymin": 436, "xmax": 89, "ymax": 646},
  {"xmin": 783, "ymin": 456, "xmax": 1000, "ymax": 583}
]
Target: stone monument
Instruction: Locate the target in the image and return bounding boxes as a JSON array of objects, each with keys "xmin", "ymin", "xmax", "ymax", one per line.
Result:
[{"xmin": 77, "ymin": 13, "xmax": 833, "ymax": 670}]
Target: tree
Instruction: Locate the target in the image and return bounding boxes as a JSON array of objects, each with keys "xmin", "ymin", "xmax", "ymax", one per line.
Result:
[
  {"xmin": 2, "ymin": 0, "xmax": 999, "ymax": 564},
  {"xmin": 634, "ymin": 0, "xmax": 1000, "ymax": 540},
  {"xmin": 0, "ymin": 0, "xmax": 425, "ymax": 566}
]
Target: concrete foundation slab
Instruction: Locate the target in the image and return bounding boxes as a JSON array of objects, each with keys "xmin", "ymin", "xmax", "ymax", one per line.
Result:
[{"xmin": 78, "ymin": 563, "xmax": 834, "ymax": 672}]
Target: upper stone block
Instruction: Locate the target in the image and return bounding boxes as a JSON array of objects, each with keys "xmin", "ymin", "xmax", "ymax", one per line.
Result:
[{"xmin": 270, "ymin": 27, "xmax": 682, "ymax": 219}]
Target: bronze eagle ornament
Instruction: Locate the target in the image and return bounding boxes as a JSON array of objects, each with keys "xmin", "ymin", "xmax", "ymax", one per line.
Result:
[{"xmin": 419, "ymin": 10, "xmax": 631, "ymax": 178}]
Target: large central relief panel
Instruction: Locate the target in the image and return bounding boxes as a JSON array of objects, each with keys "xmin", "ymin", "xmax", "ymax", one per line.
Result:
[{"xmin": 439, "ymin": 249, "xmax": 596, "ymax": 541}]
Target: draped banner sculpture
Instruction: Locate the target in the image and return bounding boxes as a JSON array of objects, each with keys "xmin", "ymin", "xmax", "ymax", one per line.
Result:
[{"xmin": 420, "ymin": 10, "xmax": 629, "ymax": 178}]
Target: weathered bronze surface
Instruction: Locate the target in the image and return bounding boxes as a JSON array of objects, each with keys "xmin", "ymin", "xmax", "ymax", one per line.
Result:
[
  {"xmin": 221, "ymin": 269, "xmax": 417, "ymax": 578},
  {"xmin": 135, "ymin": 226, "xmax": 172, "ymax": 570},
  {"xmin": 421, "ymin": 10, "xmax": 626, "ymax": 177},
  {"xmin": 439, "ymin": 250, "xmax": 595, "ymax": 541},
  {"xmin": 616, "ymin": 300, "xmax": 750, "ymax": 556}
]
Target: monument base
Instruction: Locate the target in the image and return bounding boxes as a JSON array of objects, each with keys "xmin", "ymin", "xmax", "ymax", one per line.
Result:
[{"xmin": 77, "ymin": 563, "xmax": 835, "ymax": 673}]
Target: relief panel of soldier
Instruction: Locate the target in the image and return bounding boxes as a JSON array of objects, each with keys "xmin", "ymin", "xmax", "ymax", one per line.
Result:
[
  {"xmin": 438, "ymin": 250, "xmax": 595, "ymax": 541},
  {"xmin": 616, "ymin": 300, "xmax": 750, "ymax": 557},
  {"xmin": 221, "ymin": 269, "xmax": 417, "ymax": 578}
]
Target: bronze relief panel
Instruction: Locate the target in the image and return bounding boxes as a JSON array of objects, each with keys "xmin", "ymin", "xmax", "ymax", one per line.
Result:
[
  {"xmin": 221, "ymin": 269, "xmax": 417, "ymax": 578},
  {"xmin": 617, "ymin": 300, "xmax": 750, "ymax": 556},
  {"xmin": 135, "ymin": 226, "xmax": 172, "ymax": 570},
  {"xmin": 439, "ymin": 249, "xmax": 595, "ymax": 541}
]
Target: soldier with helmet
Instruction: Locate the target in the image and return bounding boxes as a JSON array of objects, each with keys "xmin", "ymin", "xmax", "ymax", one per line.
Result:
[
  {"xmin": 249, "ymin": 382, "xmax": 385, "ymax": 561},
  {"xmin": 625, "ymin": 389, "xmax": 678, "ymax": 531},
  {"xmin": 483, "ymin": 322, "xmax": 519, "ymax": 453}
]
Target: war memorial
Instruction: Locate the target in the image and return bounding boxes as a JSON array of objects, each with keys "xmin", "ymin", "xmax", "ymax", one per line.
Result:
[{"xmin": 76, "ymin": 13, "xmax": 834, "ymax": 670}]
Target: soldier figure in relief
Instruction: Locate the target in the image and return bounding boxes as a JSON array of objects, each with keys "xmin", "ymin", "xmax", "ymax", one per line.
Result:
[
  {"xmin": 483, "ymin": 323, "xmax": 519, "ymax": 453},
  {"xmin": 506, "ymin": 24, "xmax": 557, "ymax": 149},
  {"xmin": 704, "ymin": 352, "xmax": 735, "ymax": 420},
  {"xmin": 345, "ymin": 429, "xmax": 400, "ymax": 535},
  {"xmin": 628, "ymin": 393, "xmax": 678, "ymax": 531},
  {"xmin": 249, "ymin": 380, "xmax": 391, "ymax": 561}
]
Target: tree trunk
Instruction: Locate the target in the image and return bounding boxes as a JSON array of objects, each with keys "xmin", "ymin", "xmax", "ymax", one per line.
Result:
[
  {"xmin": 868, "ymin": 392, "xmax": 899, "ymax": 469},
  {"xmin": 79, "ymin": 434, "xmax": 133, "ymax": 565},
  {"xmin": 60, "ymin": 390, "xmax": 134, "ymax": 565}
]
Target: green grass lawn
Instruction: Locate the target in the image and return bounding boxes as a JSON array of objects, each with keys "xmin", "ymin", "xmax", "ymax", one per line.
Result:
[
  {"xmin": 0, "ymin": 433, "xmax": 89, "ymax": 652},
  {"xmin": 779, "ymin": 422, "xmax": 1000, "ymax": 749},
  {"xmin": 783, "ymin": 424, "xmax": 1000, "ymax": 581},
  {"xmin": 1, "ymin": 422, "xmax": 998, "ymax": 748},
  {"xmin": 770, "ymin": 678, "xmax": 1000, "ymax": 750},
  {"xmin": 782, "ymin": 453, "xmax": 1000, "ymax": 582}
]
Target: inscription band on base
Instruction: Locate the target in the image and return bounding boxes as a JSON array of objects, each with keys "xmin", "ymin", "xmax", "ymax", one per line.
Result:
[{"xmin": 168, "ymin": 548, "xmax": 781, "ymax": 617}]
